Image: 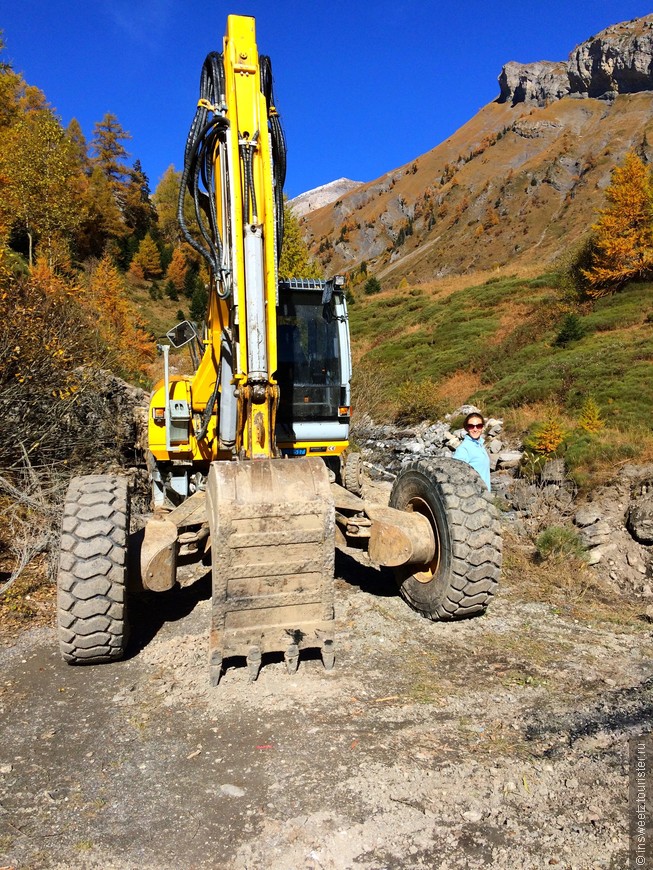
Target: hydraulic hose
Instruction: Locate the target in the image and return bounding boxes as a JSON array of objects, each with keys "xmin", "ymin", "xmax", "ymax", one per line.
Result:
[
  {"xmin": 177, "ymin": 52, "xmax": 230, "ymax": 296},
  {"xmin": 177, "ymin": 52, "xmax": 288, "ymax": 291}
]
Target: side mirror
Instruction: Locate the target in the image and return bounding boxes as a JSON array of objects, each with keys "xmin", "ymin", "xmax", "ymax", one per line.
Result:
[{"xmin": 166, "ymin": 320, "xmax": 197, "ymax": 349}]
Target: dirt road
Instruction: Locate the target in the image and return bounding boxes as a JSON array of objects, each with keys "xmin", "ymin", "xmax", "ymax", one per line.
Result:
[{"xmin": 1, "ymin": 502, "xmax": 650, "ymax": 869}]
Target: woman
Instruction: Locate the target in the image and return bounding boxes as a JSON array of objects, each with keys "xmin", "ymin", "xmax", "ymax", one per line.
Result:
[{"xmin": 453, "ymin": 412, "xmax": 491, "ymax": 490}]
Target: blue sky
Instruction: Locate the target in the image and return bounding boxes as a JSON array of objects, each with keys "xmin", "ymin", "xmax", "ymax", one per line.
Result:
[{"xmin": 3, "ymin": 1, "xmax": 652, "ymax": 198}]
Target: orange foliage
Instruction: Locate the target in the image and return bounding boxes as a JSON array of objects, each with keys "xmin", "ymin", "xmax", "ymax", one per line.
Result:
[
  {"xmin": 582, "ymin": 152, "xmax": 653, "ymax": 295},
  {"xmin": 81, "ymin": 255, "xmax": 154, "ymax": 375},
  {"xmin": 166, "ymin": 246, "xmax": 188, "ymax": 291}
]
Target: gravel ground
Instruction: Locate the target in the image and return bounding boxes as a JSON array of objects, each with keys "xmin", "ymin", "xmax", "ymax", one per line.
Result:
[{"xmin": 0, "ymin": 482, "xmax": 651, "ymax": 870}]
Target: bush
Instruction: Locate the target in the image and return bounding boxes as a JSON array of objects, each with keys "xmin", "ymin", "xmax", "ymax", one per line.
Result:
[
  {"xmin": 394, "ymin": 378, "xmax": 446, "ymax": 425},
  {"xmin": 535, "ymin": 526, "xmax": 586, "ymax": 561}
]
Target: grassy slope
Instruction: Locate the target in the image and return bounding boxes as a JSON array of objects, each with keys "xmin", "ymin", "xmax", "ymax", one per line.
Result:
[{"xmin": 349, "ymin": 274, "xmax": 653, "ymax": 437}]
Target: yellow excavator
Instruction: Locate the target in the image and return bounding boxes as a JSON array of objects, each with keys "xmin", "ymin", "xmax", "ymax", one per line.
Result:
[{"xmin": 56, "ymin": 15, "xmax": 502, "ymax": 683}]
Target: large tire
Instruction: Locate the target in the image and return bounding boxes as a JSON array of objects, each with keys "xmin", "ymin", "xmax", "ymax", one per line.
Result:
[
  {"xmin": 389, "ymin": 458, "xmax": 501, "ymax": 620},
  {"xmin": 343, "ymin": 452, "xmax": 364, "ymax": 497},
  {"xmin": 57, "ymin": 474, "xmax": 130, "ymax": 664}
]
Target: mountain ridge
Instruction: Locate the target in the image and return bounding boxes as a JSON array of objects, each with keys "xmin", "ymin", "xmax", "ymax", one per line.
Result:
[{"xmin": 299, "ymin": 15, "xmax": 653, "ymax": 286}]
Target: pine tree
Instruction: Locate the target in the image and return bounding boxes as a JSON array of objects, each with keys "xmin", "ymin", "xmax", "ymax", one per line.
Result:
[
  {"xmin": 123, "ymin": 158, "xmax": 156, "ymax": 239},
  {"xmin": 582, "ymin": 152, "xmax": 653, "ymax": 295}
]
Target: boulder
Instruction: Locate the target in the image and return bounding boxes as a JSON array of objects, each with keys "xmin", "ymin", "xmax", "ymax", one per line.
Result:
[
  {"xmin": 574, "ymin": 506, "xmax": 603, "ymax": 528},
  {"xmin": 497, "ymin": 451, "xmax": 523, "ymax": 469},
  {"xmin": 627, "ymin": 496, "xmax": 653, "ymax": 544},
  {"xmin": 579, "ymin": 521, "xmax": 612, "ymax": 549}
]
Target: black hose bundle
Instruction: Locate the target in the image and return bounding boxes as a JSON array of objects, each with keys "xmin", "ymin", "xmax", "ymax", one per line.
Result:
[
  {"xmin": 260, "ymin": 55, "xmax": 287, "ymax": 262},
  {"xmin": 177, "ymin": 52, "xmax": 230, "ymax": 296},
  {"xmin": 177, "ymin": 51, "xmax": 288, "ymax": 294}
]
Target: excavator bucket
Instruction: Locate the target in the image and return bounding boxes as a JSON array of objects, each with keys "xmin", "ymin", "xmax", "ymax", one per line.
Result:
[{"xmin": 206, "ymin": 456, "xmax": 335, "ymax": 684}]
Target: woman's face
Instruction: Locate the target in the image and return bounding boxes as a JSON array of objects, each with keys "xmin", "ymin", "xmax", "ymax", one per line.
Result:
[{"xmin": 466, "ymin": 417, "xmax": 484, "ymax": 440}]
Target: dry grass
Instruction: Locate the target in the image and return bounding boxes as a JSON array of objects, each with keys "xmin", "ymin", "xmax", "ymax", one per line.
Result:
[
  {"xmin": 488, "ymin": 302, "xmax": 539, "ymax": 347},
  {"xmin": 435, "ymin": 371, "xmax": 484, "ymax": 409},
  {"xmin": 501, "ymin": 529, "xmax": 645, "ymax": 628},
  {"xmin": 0, "ymin": 555, "xmax": 54, "ymax": 642}
]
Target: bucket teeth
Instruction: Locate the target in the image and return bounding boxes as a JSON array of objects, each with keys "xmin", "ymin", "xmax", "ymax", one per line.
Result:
[
  {"xmin": 209, "ymin": 647, "xmax": 223, "ymax": 686},
  {"xmin": 284, "ymin": 644, "xmax": 300, "ymax": 674},
  {"xmin": 321, "ymin": 639, "xmax": 335, "ymax": 671},
  {"xmin": 246, "ymin": 647, "xmax": 262, "ymax": 682}
]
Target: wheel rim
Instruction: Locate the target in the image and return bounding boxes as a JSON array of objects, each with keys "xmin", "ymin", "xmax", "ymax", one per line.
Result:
[{"xmin": 406, "ymin": 495, "xmax": 441, "ymax": 583}]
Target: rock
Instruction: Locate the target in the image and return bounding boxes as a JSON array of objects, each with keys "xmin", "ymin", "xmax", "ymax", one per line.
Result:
[
  {"xmin": 627, "ymin": 496, "xmax": 653, "ymax": 544},
  {"xmin": 540, "ymin": 459, "xmax": 565, "ymax": 484},
  {"xmin": 499, "ymin": 15, "xmax": 653, "ymax": 105},
  {"xmin": 510, "ymin": 482, "xmax": 537, "ymax": 512},
  {"xmin": 574, "ymin": 506, "xmax": 602, "ymax": 527},
  {"xmin": 587, "ymin": 548, "xmax": 604, "ymax": 566},
  {"xmin": 488, "ymin": 439, "xmax": 503, "ymax": 454},
  {"xmin": 220, "ymin": 784, "xmax": 246, "ymax": 797},
  {"xmin": 462, "ymin": 809, "xmax": 483, "ymax": 823},
  {"xmin": 497, "ymin": 451, "xmax": 523, "ymax": 469},
  {"xmin": 499, "ymin": 60, "xmax": 570, "ymax": 106},
  {"xmin": 626, "ymin": 551, "xmax": 647, "ymax": 574},
  {"xmin": 579, "ymin": 521, "xmax": 611, "ymax": 548}
]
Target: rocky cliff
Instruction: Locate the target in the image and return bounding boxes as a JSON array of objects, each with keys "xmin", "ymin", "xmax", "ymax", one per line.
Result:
[{"xmin": 499, "ymin": 15, "xmax": 653, "ymax": 105}]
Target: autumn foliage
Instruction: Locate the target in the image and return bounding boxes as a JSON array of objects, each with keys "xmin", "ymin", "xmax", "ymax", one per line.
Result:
[{"xmin": 582, "ymin": 152, "xmax": 653, "ymax": 295}]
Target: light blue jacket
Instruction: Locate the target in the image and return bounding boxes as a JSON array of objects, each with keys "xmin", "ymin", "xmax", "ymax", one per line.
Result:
[{"xmin": 453, "ymin": 434, "xmax": 491, "ymax": 490}]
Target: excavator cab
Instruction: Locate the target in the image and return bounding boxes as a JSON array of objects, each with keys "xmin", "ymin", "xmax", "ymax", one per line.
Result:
[{"xmin": 275, "ymin": 278, "xmax": 351, "ymax": 465}]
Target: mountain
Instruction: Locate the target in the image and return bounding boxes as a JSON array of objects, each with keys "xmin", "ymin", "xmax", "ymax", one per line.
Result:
[
  {"xmin": 289, "ymin": 178, "xmax": 362, "ymax": 218},
  {"xmin": 300, "ymin": 15, "xmax": 653, "ymax": 285}
]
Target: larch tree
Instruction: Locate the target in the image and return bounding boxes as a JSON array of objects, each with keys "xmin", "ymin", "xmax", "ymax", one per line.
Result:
[
  {"xmin": 0, "ymin": 108, "xmax": 82, "ymax": 265},
  {"xmin": 75, "ymin": 165, "xmax": 125, "ymax": 260},
  {"xmin": 166, "ymin": 246, "xmax": 188, "ymax": 291},
  {"xmin": 278, "ymin": 200, "xmax": 323, "ymax": 278},
  {"xmin": 82, "ymin": 254, "xmax": 154, "ymax": 375},
  {"xmin": 65, "ymin": 118, "xmax": 91, "ymax": 174},
  {"xmin": 153, "ymin": 165, "xmax": 182, "ymax": 245},
  {"xmin": 131, "ymin": 232, "xmax": 162, "ymax": 279},
  {"xmin": 582, "ymin": 151, "xmax": 653, "ymax": 295},
  {"xmin": 91, "ymin": 112, "xmax": 131, "ymax": 192}
]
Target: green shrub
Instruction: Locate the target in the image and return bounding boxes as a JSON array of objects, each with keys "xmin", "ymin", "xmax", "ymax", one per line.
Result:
[{"xmin": 535, "ymin": 526, "xmax": 586, "ymax": 561}]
